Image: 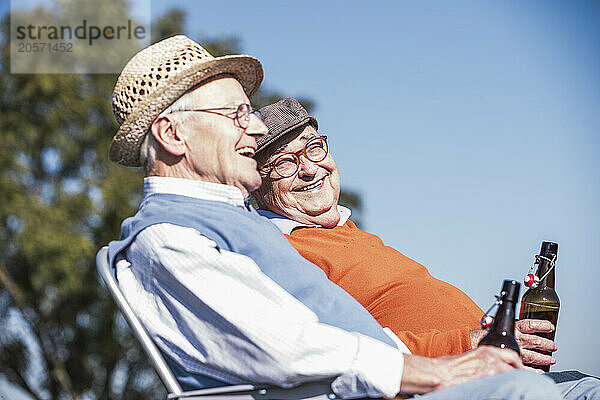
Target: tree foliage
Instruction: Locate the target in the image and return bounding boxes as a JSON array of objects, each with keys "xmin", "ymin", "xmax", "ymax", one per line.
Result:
[{"xmin": 0, "ymin": 5, "xmax": 362, "ymax": 399}]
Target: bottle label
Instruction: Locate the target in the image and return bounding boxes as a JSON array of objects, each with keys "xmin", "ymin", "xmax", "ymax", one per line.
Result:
[{"xmin": 520, "ymin": 301, "xmax": 559, "ymax": 311}]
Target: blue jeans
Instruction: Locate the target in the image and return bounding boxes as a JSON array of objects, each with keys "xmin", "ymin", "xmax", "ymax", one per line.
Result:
[
  {"xmin": 415, "ymin": 370, "xmax": 561, "ymax": 400},
  {"xmin": 411, "ymin": 369, "xmax": 600, "ymax": 400},
  {"xmin": 550, "ymin": 370, "xmax": 600, "ymax": 400}
]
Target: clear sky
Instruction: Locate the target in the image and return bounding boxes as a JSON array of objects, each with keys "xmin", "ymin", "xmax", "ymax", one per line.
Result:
[
  {"xmin": 147, "ymin": 0, "xmax": 600, "ymax": 375},
  {"xmin": 1, "ymin": 1, "xmax": 599, "ymax": 397}
]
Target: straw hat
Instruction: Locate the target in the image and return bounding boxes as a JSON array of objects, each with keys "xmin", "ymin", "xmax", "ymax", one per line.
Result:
[{"xmin": 110, "ymin": 35, "xmax": 263, "ymax": 167}]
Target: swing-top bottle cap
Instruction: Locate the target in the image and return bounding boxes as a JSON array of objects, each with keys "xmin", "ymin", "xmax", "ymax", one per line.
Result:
[
  {"xmin": 500, "ymin": 280, "xmax": 521, "ymax": 302},
  {"xmin": 540, "ymin": 241, "xmax": 558, "ymax": 258}
]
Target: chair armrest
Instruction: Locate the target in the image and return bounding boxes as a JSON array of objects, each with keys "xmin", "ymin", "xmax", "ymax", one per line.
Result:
[{"xmin": 168, "ymin": 379, "xmax": 336, "ymax": 400}]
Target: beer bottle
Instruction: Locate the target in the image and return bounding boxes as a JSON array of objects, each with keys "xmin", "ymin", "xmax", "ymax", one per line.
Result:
[
  {"xmin": 479, "ymin": 280, "xmax": 521, "ymax": 355},
  {"xmin": 519, "ymin": 241, "xmax": 560, "ymax": 372}
]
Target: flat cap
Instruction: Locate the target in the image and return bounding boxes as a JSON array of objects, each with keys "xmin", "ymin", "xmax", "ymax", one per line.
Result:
[{"xmin": 256, "ymin": 98, "xmax": 318, "ymax": 155}]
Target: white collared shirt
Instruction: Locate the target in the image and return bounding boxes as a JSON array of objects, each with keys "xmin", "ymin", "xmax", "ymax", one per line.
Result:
[
  {"xmin": 257, "ymin": 205, "xmax": 352, "ymax": 235},
  {"xmin": 115, "ymin": 177, "xmax": 406, "ymax": 399}
]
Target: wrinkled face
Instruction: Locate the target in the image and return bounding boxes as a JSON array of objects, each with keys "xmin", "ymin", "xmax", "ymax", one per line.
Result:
[
  {"xmin": 178, "ymin": 77, "xmax": 267, "ymax": 196},
  {"xmin": 257, "ymin": 125, "xmax": 341, "ymax": 227}
]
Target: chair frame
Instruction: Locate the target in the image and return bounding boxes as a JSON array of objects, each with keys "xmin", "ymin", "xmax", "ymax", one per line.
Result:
[{"xmin": 96, "ymin": 246, "xmax": 336, "ymax": 400}]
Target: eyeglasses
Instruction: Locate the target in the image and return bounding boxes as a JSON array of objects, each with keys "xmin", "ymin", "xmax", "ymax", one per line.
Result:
[
  {"xmin": 260, "ymin": 136, "xmax": 328, "ymax": 178},
  {"xmin": 168, "ymin": 103, "xmax": 261, "ymax": 129}
]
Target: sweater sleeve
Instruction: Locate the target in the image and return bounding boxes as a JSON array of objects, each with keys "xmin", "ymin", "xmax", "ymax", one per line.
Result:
[{"xmin": 391, "ymin": 327, "xmax": 474, "ymax": 357}]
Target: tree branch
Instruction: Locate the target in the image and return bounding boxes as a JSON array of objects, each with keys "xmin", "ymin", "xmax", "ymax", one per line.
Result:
[
  {"xmin": 4, "ymin": 365, "xmax": 43, "ymax": 400},
  {"xmin": 102, "ymin": 357, "xmax": 120, "ymax": 400},
  {"xmin": 0, "ymin": 262, "xmax": 77, "ymax": 400},
  {"xmin": 0, "ymin": 262, "xmax": 26, "ymax": 309},
  {"xmin": 0, "ymin": 263, "xmax": 43, "ymax": 399}
]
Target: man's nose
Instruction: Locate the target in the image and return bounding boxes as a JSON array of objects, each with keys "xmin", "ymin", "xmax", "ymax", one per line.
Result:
[
  {"xmin": 245, "ymin": 113, "xmax": 268, "ymax": 138},
  {"xmin": 297, "ymin": 156, "xmax": 318, "ymax": 177}
]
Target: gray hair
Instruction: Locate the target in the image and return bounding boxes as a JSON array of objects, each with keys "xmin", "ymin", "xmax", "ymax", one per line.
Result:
[
  {"xmin": 139, "ymin": 89, "xmax": 200, "ymax": 175},
  {"xmin": 139, "ymin": 75, "xmax": 238, "ymax": 175}
]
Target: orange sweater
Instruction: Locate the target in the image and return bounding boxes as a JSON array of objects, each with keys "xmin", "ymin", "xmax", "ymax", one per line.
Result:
[{"xmin": 286, "ymin": 220, "xmax": 483, "ymax": 357}]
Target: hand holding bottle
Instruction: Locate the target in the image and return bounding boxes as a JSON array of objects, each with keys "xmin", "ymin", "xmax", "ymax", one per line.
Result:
[
  {"xmin": 478, "ymin": 280, "xmax": 522, "ymax": 351},
  {"xmin": 400, "ymin": 346, "xmax": 523, "ymax": 394},
  {"xmin": 406, "ymin": 279, "xmax": 524, "ymax": 395},
  {"xmin": 519, "ymin": 241, "xmax": 560, "ymax": 372},
  {"xmin": 470, "ymin": 318, "xmax": 557, "ymax": 368},
  {"xmin": 515, "ymin": 319, "xmax": 557, "ymax": 370}
]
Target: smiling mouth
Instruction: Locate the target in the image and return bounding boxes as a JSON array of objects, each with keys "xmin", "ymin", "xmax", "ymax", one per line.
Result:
[
  {"xmin": 294, "ymin": 177, "xmax": 326, "ymax": 192},
  {"xmin": 236, "ymin": 146, "xmax": 256, "ymax": 158}
]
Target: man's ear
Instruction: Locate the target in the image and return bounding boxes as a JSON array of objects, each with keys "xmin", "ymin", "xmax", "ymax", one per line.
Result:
[{"xmin": 150, "ymin": 116, "xmax": 186, "ymax": 157}]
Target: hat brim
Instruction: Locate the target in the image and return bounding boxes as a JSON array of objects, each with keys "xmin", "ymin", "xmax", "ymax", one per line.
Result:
[{"xmin": 109, "ymin": 55, "xmax": 263, "ymax": 167}]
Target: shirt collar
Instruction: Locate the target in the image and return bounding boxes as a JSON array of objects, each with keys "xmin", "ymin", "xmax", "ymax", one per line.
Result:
[
  {"xmin": 257, "ymin": 205, "xmax": 351, "ymax": 235},
  {"xmin": 143, "ymin": 177, "xmax": 246, "ymax": 208}
]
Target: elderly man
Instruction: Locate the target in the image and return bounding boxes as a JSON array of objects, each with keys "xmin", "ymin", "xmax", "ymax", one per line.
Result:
[
  {"xmin": 252, "ymin": 98, "xmax": 556, "ymax": 360},
  {"xmin": 252, "ymin": 98, "xmax": 600, "ymax": 398},
  {"xmin": 252, "ymin": 99, "xmax": 536, "ymax": 353},
  {"xmin": 106, "ymin": 36, "xmax": 561, "ymax": 400}
]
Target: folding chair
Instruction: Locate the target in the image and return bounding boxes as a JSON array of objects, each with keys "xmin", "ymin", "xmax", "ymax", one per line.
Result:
[{"xmin": 96, "ymin": 246, "xmax": 337, "ymax": 400}]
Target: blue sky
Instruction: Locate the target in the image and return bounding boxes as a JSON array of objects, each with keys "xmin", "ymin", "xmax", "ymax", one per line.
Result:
[
  {"xmin": 1, "ymin": 0, "xmax": 599, "ymax": 397},
  {"xmin": 148, "ymin": 0, "xmax": 600, "ymax": 375}
]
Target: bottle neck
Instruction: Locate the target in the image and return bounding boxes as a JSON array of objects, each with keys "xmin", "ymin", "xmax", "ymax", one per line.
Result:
[
  {"xmin": 537, "ymin": 258, "xmax": 556, "ymax": 288},
  {"xmin": 491, "ymin": 300, "xmax": 516, "ymax": 334}
]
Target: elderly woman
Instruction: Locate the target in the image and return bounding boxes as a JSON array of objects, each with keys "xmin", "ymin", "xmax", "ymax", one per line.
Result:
[{"xmin": 252, "ymin": 98, "xmax": 556, "ymax": 367}]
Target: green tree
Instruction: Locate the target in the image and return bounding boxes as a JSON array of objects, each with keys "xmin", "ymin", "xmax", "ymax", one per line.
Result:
[
  {"xmin": 0, "ymin": 1, "xmax": 154, "ymax": 396},
  {"xmin": 0, "ymin": 5, "xmax": 363, "ymax": 400}
]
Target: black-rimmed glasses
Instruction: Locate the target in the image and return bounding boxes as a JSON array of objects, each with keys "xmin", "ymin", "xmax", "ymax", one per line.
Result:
[
  {"xmin": 260, "ymin": 135, "xmax": 328, "ymax": 178},
  {"xmin": 168, "ymin": 103, "xmax": 261, "ymax": 129}
]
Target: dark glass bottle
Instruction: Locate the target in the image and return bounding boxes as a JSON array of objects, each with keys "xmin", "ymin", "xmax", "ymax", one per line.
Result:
[
  {"xmin": 479, "ymin": 280, "xmax": 521, "ymax": 355},
  {"xmin": 519, "ymin": 241, "xmax": 560, "ymax": 372}
]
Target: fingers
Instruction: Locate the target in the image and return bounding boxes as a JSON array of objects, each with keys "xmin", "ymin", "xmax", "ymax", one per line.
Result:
[
  {"xmin": 477, "ymin": 345, "xmax": 523, "ymax": 369},
  {"xmin": 517, "ymin": 332, "xmax": 557, "ymax": 352},
  {"xmin": 435, "ymin": 347, "xmax": 524, "ymax": 390},
  {"xmin": 521, "ymin": 348, "xmax": 557, "ymax": 367},
  {"xmin": 515, "ymin": 329, "xmax": 557, "ymax": 366},
  {"xmin": 469, "ymin": 328, "xmax": 487, "ymax": 348},
  {"xmin": 516, "ymin": 319, "xmax": 555, "ymax": 334},
  {"xmin": 492, "ymin": 347, "xmax": 523, "ymax": 368}
]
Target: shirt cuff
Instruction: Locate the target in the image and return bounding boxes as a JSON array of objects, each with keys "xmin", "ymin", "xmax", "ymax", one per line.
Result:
[
  {"xmin": 383, "ymin": 327, "xmax": 412, "ymax": 354},
  {"xmin": 332, "ymin": 334, "xmax": 405, "ymax": 399}
]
